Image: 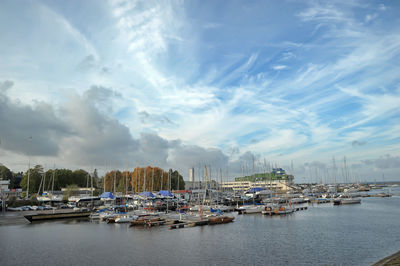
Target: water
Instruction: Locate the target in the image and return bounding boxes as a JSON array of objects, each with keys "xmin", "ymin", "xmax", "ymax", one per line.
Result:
[{"xmin": 1, "ymin": 194, "xmax": 400, "ymax": 265}]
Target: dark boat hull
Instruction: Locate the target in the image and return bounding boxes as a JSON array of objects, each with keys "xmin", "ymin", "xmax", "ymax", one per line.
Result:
[
  {"xmin": 208, "ymin": 216, "xmax": 234, "ymax": 225},
  {"xmin": 24, "ymin": 211, "xmax": 91, "ymax": 222}
]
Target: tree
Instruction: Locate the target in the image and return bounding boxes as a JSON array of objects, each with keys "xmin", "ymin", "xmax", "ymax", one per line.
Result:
[
  {"xmin": 12, "ymin": 172, "xmax": 23, "ymax": 188},
  {"xmin": 72, "ymin": 169, "xmax": 89, "ymax": 188},
  {"xmin": 20, "ymin": 165, "xmax": 44, "ymax": 195},
  {"xmin": 93, "ymin": 169, "xmax": 99, "ymax": 188},
  {"xmin": 104, "ymin": 170, "xmax": 122, "ymax": 192},
  {"xmin": 170, "ymin": 170, "xmax": 185, "ymax": 190},
  {"xmin": 130, "ymin": 166, "xmax": 169, "ymax": 193},
  {"xmin": 0, "ymin": 165, "xmax": 13, "ymax": 181}
]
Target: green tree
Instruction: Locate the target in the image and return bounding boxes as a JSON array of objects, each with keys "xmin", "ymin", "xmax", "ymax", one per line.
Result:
[
  {"xmin": 0, "ymin": 165, "xmax": 13, "ymax": 181},
  {"xmin": 72, "ymin": 169, "xmax": 89, "ymax": 188},
  {"xmin": 12, "ymin": 172, "xmax": 23, "ymax": 188},
  {"xmin": 170, "ymin": 170, "xmax": 185, "ymax": 190},
  {"xmin": 20, "ymin": 165, "xmax": 44, "ymax": 196}
]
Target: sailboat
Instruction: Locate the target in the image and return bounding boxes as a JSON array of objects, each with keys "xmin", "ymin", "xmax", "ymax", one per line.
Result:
[{"xmin": 333, "ymin": 157, "xmax": 361, "ymax": 205}]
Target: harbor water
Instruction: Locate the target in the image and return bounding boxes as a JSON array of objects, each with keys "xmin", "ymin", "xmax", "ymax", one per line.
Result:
[{"xmin": 1, "ymin": 194, "xmax": 400, "ymax": 265}]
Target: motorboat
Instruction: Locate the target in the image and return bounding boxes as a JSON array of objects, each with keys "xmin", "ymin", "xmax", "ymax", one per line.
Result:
[
  {"xmin": 333, "ymin": 198, "xmax": 361, "ymax": 205},
  {"xmin": 236, "ymin": 205, "xmax": 265, "ymax": 214}
]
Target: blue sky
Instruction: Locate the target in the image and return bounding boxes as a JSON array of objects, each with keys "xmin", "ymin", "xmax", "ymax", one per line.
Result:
[{"xmin": 0, "ymin": 0, "xmax": 399, "ymax": 181}]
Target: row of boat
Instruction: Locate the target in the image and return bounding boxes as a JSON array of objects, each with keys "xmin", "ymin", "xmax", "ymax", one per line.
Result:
[{"xmin": 90, "ymin": 209, "xmax": 235, "ymax": 228}]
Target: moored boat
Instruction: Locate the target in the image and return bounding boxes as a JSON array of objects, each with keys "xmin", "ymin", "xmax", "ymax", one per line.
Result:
[
  {"xmin": 333, "ymin": 198, "xmax": 361, "ymax": 205},
  {"xmin": 130, "ymin": 217, "xmax": 163, "ymax": 226},
  {"xmin": 262, "ymin": 205, "xmax": 294, "ymax": 215},
  {"xmin": 115, "ymin": 215, "xmax": 138, "ymax": 223},
  {"xmin": 236, "ymin": 205, "xmax": 265, "ymax": 214},
  {"xmin": 208, "ymin": 216, "xmax": 234, "ymax": 225}
]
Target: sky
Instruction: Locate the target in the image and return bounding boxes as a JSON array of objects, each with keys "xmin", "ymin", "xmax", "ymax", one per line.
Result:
[{"xmin": 0, "ymin": 0, "xmax": 399, "ymax": 182}]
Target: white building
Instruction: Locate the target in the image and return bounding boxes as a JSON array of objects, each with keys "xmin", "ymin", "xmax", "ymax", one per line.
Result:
[
  {"xmin": 0, "ymin": 179, "xmax": 10, "ymax": 193},
  {"xmin": 220, "ymin": 180, "xmax": 292, "ymax": 192},
  {"xmin": 189, "ymin": 168, "xmax": 194, "ymax": 182}
]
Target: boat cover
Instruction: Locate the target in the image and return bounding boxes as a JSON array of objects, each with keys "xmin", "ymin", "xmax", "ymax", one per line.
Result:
[
  {"xmin": 140, "ymin": 191, "xmax": 155, "ymax": 198},
  {"xmin": 158, "ymin": 190, "xmax": 173, "ymax": 197},
  {"xmin": 248, "ymin": 187, "xmax": 264, "ymax": 193},
  {"xmin": 210, "ymin": 208, "xmax": 223, "ymax": 215},
  {"xmin": 100, "ymin": 192, "xmax": 115, "ymax": 199}
]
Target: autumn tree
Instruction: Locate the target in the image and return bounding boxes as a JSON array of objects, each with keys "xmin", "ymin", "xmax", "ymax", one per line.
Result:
[{"xmin": 129, "ymin": 166, "xmax": 184, "ymax": 192}]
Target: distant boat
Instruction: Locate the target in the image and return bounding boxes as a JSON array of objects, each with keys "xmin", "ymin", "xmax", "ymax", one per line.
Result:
[
  {"xmin": 115, "ymin": 215, "xmax": 138, "ymax": 223},
  {"xmin": 262, "ymin": 205, "xmax": 294, "ymax": 215},
  {"xmin": 208, "ymin": 216, "xmax": 234, "ymax": 225},
  {"xmin": 333, "ymin": 198, "xmax": 361, "ymax": 205},
  {"xmin": 236, "ymin": 205, "xmax": 264, "ymax": 214}
]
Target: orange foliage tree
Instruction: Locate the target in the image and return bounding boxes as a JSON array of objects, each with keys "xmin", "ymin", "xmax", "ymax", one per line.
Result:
[
  {"xmin": 130, "ymin": 166, "xmax": 170, "ymax": 193},
  {"xmin": 105, "ymin": 166, "xmax": 184, "ymax": 193}
]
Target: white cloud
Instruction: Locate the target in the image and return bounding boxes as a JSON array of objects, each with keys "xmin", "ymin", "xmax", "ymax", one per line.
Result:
[
  {"xmin": 365, "ymin": 13, "xmax": 377, "ymax": 23},
  {"xmin": 272, "ymin": 65, "xmax": 287, "ymax": 70},
  {"xmin": 1, "ymin": 1, "xmax": 399, "ymax": 181}
]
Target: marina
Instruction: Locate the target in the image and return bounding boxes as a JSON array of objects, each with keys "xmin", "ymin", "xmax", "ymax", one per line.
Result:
[
  {"xmin": 1, "ymin": 1, "xmax": 399, "ymax": 265},
  {"xmin": 1, "ymin": 192, "xmax": 399, "ymax": 265}
]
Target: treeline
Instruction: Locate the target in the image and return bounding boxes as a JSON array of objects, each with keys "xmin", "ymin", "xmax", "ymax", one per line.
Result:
[
  {"xmin": 104, "ymin": 166, "xmax": 185, "ymax": 193},
  {"xmin": 19, "ymin": 165, "xmax": 98, "ymax": 195},
  {"xmin": 0, "ymin": 164, "xmax": 185, "ymax": 194},
  {"xmin": 0, "ymin": 165, "xmax": 23, "ymax": 189}
]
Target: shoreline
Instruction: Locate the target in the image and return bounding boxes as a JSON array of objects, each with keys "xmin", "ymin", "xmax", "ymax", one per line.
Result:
[{"xmin": 373, "ymin": 250, "xmax": 400, "ymax": 266}]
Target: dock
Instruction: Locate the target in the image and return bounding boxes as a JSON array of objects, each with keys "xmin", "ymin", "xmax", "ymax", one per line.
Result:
[{"xmin": 24, "ymin": 211, "xmax": 91, "ymax": 222}]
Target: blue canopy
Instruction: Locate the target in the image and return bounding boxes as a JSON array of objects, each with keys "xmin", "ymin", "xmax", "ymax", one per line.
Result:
[
  {"xmin": 248, "ymin": 187, "xmax": 264, "ymax": 193},
  {"xmin": 210, "ymin": 208, "xmax": 223, "ymax": 215},
  {"xmin": 140, "ymin": 191, "xmax": 155, "ymax": 198},
  {"xmin": 158, "ymin": 190, "xmax": 173, "ymax": 197},
  {"xmin": 100, "ymin": 192, "xmax": 115, "ymax": 199}
]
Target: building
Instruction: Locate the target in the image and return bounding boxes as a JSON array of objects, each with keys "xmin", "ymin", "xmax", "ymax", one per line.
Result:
[
  {"xmin": 185, "ymin": 180, "xmax": 219, "ymax": 190},
  {"xmin": 1, "ymin": 180, "xmax": 10, "ymax": 209},
  {"xmin": 189, "ymin": 168, "xmax": 194, "ymax": 182},
  {"xmin": 220, "ymin": 180, "xmax": 292, "ymax": 192},
  {"xmin": 0, "ymin": 179, "xmax": 10, "ymax": 193},
  {"xmin": 222, "ymin": 170, "xmax": 294, "ymax": 192}
]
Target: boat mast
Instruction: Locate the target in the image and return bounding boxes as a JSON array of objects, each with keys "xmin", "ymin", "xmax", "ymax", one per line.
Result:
[
  {"xmin": 344, "ymin": 156, "xmax": 348, "ymax": 185},
  {"xmin": 103, "ymin": 161, "xmax": 107, "ymax": 193},
  {"xmin": 51, "ymin": 164, "xmax": 55, "ymax": 198},
  {"xmin": 124, "ymin": 170, "xmax": 127, "ymax": 212},
  {"xmin": 151, "ymin": 167, "xmax": 154, "ymax": 192},
  {"xmin": 26, "ymin": 161, "xmax": 30, "ymax": 200},
  {"xmin": 42, "ymin": 168, "xmax": 46, "ymax": 195},
  {"xmin": 113, "ymin": 170, "xmax": 116, "ymax": 195},
  {"xmin": 26, "ymin": 136, "xmax": 32, "ymax": 200},
  {"xmin": 332, "ymin": 156, "xmax": 337, "ymax": 193},
  {"xmin": 160, "ymin": 170, "xmax": 163, "ymax": 191},
  {"xmin": 37, "ymin": 169, "xmax": 44, "ymax": 197}
]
